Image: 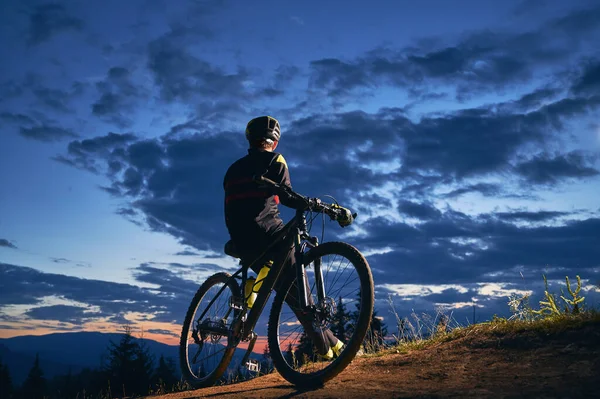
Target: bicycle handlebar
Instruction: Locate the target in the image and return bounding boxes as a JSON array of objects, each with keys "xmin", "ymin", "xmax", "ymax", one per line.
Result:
[{"xmin": 253, "ymin": 175, "xmax": 357, "ymax": 227}]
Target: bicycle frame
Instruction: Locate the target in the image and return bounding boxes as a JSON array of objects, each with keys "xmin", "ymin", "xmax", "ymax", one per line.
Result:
[{"xmin": 194, "ymin": 208, "xmax": 325, "ymax": 344}]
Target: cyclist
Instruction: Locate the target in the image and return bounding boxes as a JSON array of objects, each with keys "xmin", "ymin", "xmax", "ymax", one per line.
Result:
[{"xmin": 223, "ymin": 115, "xmax": 344, "ymax": 360}]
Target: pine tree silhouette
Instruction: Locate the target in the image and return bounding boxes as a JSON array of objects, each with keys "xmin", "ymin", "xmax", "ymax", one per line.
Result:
[
  {"xmin": 20, "ymin": 353, "xmax": 46, "ymax": 399},
  {"xmin": 348, "ymin": 291, "xmax": 388, "ymax": 352},
  {"xmin": 331, "ymin": 296, "xmax": 349, "ymax": 343},
  {"xmin": 0, "ymin": 357, "xmax": 14, "ymax": 399},
  {"xmin": 57, "ymin": 367, "xmax": 77, "ymax": 399},
  {"xmin": 104, "ymin": 325, "xmax": 154, "ymax": 398},
  {"xmin": 295, "ymin": 331, "xmax": 315, "ymax": 365},
  {"xmin": 152, "ymin": 355, "xmax": 178, "ymax": 392},
  {"xmin": 260, "ymin": 345, "xmax": 273, "ymax": 374}
]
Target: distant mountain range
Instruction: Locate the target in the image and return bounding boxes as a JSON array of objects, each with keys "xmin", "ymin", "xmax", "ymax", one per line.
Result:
[
  {"xmin": 0, "ymin": 331, "xmax": 260, "ymax": 386},
  {"xmin": 0, "ymin": 331, "xmax": 179, "ymax": 385}
]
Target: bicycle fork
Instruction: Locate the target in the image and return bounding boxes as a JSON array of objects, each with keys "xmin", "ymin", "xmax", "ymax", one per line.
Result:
[{"xmin": 297, "ymin": 235, "xmax": 326, "ymax": 309}]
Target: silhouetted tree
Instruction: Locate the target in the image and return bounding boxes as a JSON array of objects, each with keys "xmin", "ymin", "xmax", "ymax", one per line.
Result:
[
  {"xmin": 283, "ymin": 342, "xmax": 295, "ymax": 367},
  {"xmin": 133, "ymin": 338, "xmax": 154, "ymax": 393},
  {"xmin": 152, "ymin": 355, "xmax": 178, "ymax": 392},
  {"xmin": 260, "ymin": 345, "xmax": 273, "ymax": 375},
  {"xmin": 104, "ymin": 326, "xmax": 154, "ymax": 398},
  {"xmin": 20, "ymin": 353, "xmax": 46, "ymax": 399},
  {"xmin": 349, "ymin": 292, "xmax": 388, "ymax": 352},
  {"xmin": 295, "ymin": 331, "xmax": 315, "ymax": 365},
  {"xmin": 331, "ymin": 296, "xmax": 349, "ymax": 343},
  {"xmin": 0, "ymin": 357, "xmax": 13, "ymax": 399},
  {"xmin": 51, "ymin": 368, "xmax": 77, "ymax": 399}
]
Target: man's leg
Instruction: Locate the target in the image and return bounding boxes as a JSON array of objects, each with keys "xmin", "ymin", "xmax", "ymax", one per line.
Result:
[
  {"xmin": 243, "ymin": 235, "xmax": 342, "ymax": 358},
  {"xmin": 275, "ymin": 245, "xmax": 342, "ymax": 358}
]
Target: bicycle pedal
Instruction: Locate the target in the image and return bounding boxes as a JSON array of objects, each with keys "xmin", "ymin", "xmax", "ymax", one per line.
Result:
[
  {"xmin": 245, "ymin": 359, "xmax": 260, "ymax": 373},
  {"xmin": 229, "ymin": 296, "xmax": 244, "ymax": 310}
]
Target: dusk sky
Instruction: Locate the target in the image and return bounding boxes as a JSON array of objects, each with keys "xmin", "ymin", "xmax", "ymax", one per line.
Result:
[{"xmin": 1, "ymin": 0, "xmax": 600, "ymax": 346}]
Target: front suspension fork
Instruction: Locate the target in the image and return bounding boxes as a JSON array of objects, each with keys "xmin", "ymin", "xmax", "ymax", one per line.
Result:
[{"xmin": 297, "ymin": 236, "xmax": 326, "ymax": 308}]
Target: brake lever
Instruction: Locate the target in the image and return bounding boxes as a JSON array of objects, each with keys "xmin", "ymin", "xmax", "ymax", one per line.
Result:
[{"xmin": 253, "ymin": 175, "xmax": 279, "ymax": 187}]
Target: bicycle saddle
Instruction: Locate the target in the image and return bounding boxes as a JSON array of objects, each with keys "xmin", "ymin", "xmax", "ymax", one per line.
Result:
[{"xmin": 224, "ymin": 240, "xmax": 241, "ymax": 259}]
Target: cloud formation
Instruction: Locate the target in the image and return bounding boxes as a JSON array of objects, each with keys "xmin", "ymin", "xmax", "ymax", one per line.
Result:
[
  {"xmin": 309, "ymin": 6, "xmax": 600, "ymax": 100},
  {"xmin": 92, "ymin": 67, "xmax": 144, "ymax": 128},
  {"xmin": 515, "ymin": 151, "xmax": 599, "ymax": 184},
  {"xmin": 0, "ymin": 261, "xmax": 216, "ymax": 326},
  {"xmin": 0, "ymin": 239, "xmax": 18, "ymax": 249},
  {"xmin": 27, "ymin": 3, "xmax": 84, "ymax": 45}
]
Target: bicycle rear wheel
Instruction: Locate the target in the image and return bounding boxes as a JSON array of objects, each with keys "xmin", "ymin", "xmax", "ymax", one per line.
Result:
[
  {"xmin": 267, "ymin": 241, "xmax": 374, "ymax": 387},
  {"xmin": 179, "ymin": 272, "xmax": 241, "ymax": 388}
]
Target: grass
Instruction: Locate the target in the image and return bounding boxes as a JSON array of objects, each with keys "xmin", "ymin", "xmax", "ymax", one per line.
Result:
[
  {"xmin": 365, "ymin": 309, "xmax": 600, "ymax": 360},
  {"xmin": 376, "ymin": 274, "xmax": 600, "ymax": 358}
]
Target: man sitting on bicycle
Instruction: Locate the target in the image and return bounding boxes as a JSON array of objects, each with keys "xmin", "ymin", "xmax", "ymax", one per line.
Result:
[{"xmin": 223, "ymin": 115, "xmax": 344, "ymax": 360}]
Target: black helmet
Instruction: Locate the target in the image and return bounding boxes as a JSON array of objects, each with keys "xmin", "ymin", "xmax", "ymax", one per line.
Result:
[{"xmin": 245, "ymin": 116, "xmax": 281, "ymax": 142}]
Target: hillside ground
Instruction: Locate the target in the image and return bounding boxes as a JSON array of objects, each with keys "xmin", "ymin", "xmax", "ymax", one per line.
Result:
[{"xmin": 149, "ymin": 314, "xmax": 600, "ymax": 398}]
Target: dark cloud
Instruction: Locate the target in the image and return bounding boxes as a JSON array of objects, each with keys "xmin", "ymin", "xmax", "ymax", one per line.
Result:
[
  {"xmin": 144, "ymin": 26, "xmax": 282, "ymax": 121},
  {"xmin": 308, "ymin": 6, "xmax": 600, "ymax": 100},
  {"xmin": 0, "ymin": 262, "xmax": 156, "ymax": 309},
  {"xmin": 0, "ymin": 239, "xmax": 18, "ymax": 249},
  {"xmin": 27, "ymin": 3, "xmax": 84, "ymax": 45},
  {"xmin": 146, "ymin": 328, "xmax": 178, "ymax": 337},
  {"xmin": 441, "ymin": 183, "xmax": 503, "ymax": 198},
  {"xmin": 116, "ymin": 207, "xmax": 137, "ymax": 217},
  {"xmin": 355, "ymin": 212, "xmax": 600, "ymax": 288},
  {"xmin": 133, "ymin": 263, "xmax": 198, "ymax": 297},
  {"xmin": 571, "ymin": 58, "xmax": 600, "ymax": 96},
  {"xmin": 19, "ymin": 125, "xmax": 79, "ymax": 142},
  {"xmin": 504, "ymin": 87, "xmax": 563, "ymax": 112},
  {"xmin": 59, "ymin": 129, "xmax": 244, "ymax": 250},
  {"xmin": 0, "ymin": 73, "xmax": 86, "ymax": 112},
  {"xmin": 415, "ymin": 287, "xmax": 477, "ymax": 305},
  {"xmin": 32, "ymin": 85, "xmax": 83, "ymax": 113},
  {"xmin": 0, "ymin": 262, "xmax": 212, "ymax": 325},
  {"xmin": 147, "ymin": 34, "xmax": 249, "ymax": 104},
  {"xmin": 57, "ymin": 67, "xmax": 600, "ymax": 253},
  {"xmin": 515, "ymin": 151, "xmax": 599, "ymax": 184},
  {"xmin": 282, "ymin": 97, "xmax": 574, "ymax": 200},
  {"xmin": 494, "ymin": 210, "xmax": 570, "ymax": 222},
  {"xmin": 0, "ymin": 112, "xmax": 36, "ymax": 125},
  {"xmin": 398, "ymin": 200, "xmax": 442, "ymax": 221},
  {"xmin": 24, "ymin": 305, "xmax": 92, "ymax": 325},
  {"xmin": 48, "ymin": 257, "xmax": 91, "ymax": 268},
  {"xmin": 175, "ymin": 250, "xmax": 200, "ymax": 256},
  {"xmin": 54, "ymin": 132, "xmax": 138, "ymax": 173},
  {"xmin": 92, "ymin": 67, "xmax": 143, "ymax": 128}
]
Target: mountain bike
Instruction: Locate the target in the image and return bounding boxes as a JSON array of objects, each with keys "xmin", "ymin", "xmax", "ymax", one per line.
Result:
[{"xmin": 179, "ymin": 175, "xmax": 374, "ymax": 387}]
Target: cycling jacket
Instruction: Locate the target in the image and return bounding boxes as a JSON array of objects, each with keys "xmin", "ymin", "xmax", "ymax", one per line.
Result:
[{"xmin": 223, "ymin": 148, "xmax": 305, "ymax": 257}]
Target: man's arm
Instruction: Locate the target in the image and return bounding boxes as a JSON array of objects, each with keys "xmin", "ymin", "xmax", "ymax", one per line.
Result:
[{"xmin": 267, "ymin": 154, "xmax": 308, "ymax": 210}]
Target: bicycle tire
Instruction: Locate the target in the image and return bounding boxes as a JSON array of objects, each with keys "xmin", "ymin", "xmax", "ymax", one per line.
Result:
[
  {"xmin": 267, "ymin": 241, "xmax": 374, "ymax": 387},
  {"xmin": 179, "ymin": 272, "xmax": 241, "ymax": 388}
]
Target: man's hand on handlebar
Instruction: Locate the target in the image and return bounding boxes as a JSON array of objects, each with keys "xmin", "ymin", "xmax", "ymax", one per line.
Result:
[
  {"xmin": 254, "ymin": 174, "xmax": 357, "ymax": 228},
  {"xmin": 307, "ymin": 198, "xmax": 356, "ymax": 228}
]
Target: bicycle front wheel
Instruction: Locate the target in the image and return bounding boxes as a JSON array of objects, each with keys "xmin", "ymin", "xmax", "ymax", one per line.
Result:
[
  {"xmin": 267, "ymin": 241, "xmax": 374, "ymax": 387},
  {"xmin": 179, "ymin": 272, "xmax": 241, "ymax": 388}
]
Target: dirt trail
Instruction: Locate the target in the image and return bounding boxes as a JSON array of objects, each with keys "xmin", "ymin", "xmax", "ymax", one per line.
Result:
[{"xmin": 149, "ymin": 325, "xmax": 600, "ymax": 398}]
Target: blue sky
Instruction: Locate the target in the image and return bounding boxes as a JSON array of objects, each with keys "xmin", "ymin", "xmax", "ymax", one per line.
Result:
[{"xmin": 1, "ymin": 0, "xmax": 600, "ymax": 344}]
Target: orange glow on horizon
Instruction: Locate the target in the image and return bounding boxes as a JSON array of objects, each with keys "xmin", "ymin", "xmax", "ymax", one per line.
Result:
[{"xmin": 0, "ymin": 317, "xmax": 269, "ymax": 354}]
